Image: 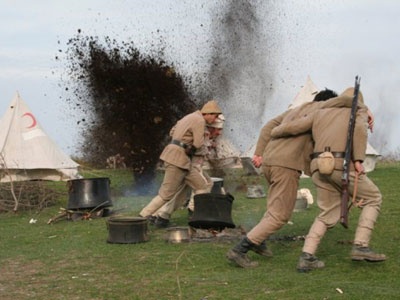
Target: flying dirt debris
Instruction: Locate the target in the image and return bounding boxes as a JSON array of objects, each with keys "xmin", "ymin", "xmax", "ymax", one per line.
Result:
[{"xmin": 59, "ymin": 32, "xmax": 197, "ymax": 194}]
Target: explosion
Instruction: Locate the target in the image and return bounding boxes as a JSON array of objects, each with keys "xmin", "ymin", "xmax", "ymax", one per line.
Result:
[
  {"xmin": 60, "ymin": 32, "xmax": 196, "ymax": 194},
  {"xmin": 58, "ymin": 1, "xmax": 281, "ymax": 194}
]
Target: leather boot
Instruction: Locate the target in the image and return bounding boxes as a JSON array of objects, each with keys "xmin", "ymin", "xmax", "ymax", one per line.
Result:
[
  {"xmin": 187, "ymin": 208, "xmax": 194, "ymax": 220},
  {"xmin": 154, "ymin": 216, "xmax": 170, "ymax": 228},
  {"xmin": 146, "ymin": 215, "xmax": 156, "ymax": 225},
  {"xmin": 351, "ymin": 245, "xmax": 386, "ymax": 262},
  {"xmin": 226, "ymin": 237, "xmax": 259, "ymax": 268},
  {"xmin": 297, "ymin": 252, "xmax": 325, "ymax": 272},
  {"xmin": 249, "ymin": 240, "xmax": 273, "ymax": 257},
  {"xmin": 139, "ymin": 195, "xmax": 166, "ymax": 218}
]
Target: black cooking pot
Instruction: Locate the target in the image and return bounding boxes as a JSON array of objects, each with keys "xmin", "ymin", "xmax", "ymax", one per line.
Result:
[
  {"xmin": 106, "ymin": 216, "xmax": 149, "ymax": 244},
  {"xmin": 188, "ymin": 193, "xmax": 235, "ymax": 230},
  {"xmin": 67, "ymin": 177, "xmax": 112, "ymax": 210}
]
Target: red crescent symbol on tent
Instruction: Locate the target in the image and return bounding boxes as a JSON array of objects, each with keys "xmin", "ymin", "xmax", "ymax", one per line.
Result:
[{"xmin": 22, "ymin": 112, "xmax": 37, "ymax": 129}]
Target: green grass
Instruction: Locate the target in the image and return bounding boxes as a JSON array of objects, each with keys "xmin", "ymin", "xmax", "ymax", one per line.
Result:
[{"xmin": 0, "ymin": 162, "xmax": 399, "ymax": 299}]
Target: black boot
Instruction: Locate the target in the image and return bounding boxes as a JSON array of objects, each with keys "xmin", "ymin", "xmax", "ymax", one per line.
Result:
[
  {"xmin": 297, "ymin": 252, "xmax": 325, "ymax": 272},
  {"xmin": 226, "ymin": 237, "xmax": 259, "ymax": 268},
  {"xmin": 187, "ymin": 209, "xmax": 194, "ymax": 220},
  {"xmin": 351, "ymin": 245, "xmax": 386, "ymax": 262},
  {"xmin": 249, "ymin": 240, "xmax": 273, "ymax": 257},
  {"xmin": 147, "ymin": 215, "xmax": 156, "ymax": 225},
  {"xmin": 154, "ymin": 216, "xmax": 170, "ymax": 228}
]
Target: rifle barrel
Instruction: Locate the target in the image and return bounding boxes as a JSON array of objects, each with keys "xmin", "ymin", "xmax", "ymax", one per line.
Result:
[{"xmin": 340, "ymin": 76, "xmax": 361, "ymax": 229}]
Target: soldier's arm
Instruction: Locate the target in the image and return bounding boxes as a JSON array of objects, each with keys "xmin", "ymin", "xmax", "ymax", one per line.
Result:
[
  {"xmin": 317, "ymin": 95, "xmax": 368, "ymax": 110},
  {"xmin": 352, "ymin": 108, "xmax": 369, "ymax": 162},
  {"xmin": 253, "ymin": 111, "xmax": 286, "ymax": 155},
  {"xmin": 192, "ymin": 120, "xmax": 206, "ymax": 150},
  {"xmin": 270, "ymin": 113, "xmax": 314, "ymax": 138},
  {"xmin": 169, "ymin": 125, "xmax": 176, "ymax": 136}
]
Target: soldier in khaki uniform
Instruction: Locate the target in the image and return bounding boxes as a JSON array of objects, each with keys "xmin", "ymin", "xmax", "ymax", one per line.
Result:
[
  {"xmin": 150, "ymin": 114, "xmax": 225, "ymax": 227},
  {"xmin": 226, "ymin": 89, "xmax": 369, "ymax": 268},
  {"xmin": 139, "ymin": 100, "xmax": 222, "ymax": 219},
  {"xmin": 270, "ymin": 87, "xmax": 385, "ymax": 272}
]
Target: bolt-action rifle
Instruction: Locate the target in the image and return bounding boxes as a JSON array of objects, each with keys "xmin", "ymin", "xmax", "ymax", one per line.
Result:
[{"xmin": 340, "ymin": 76, "xmax": 361, "ymax": 228}]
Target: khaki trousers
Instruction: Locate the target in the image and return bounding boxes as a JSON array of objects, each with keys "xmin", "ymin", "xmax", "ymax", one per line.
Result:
[
  {"xmin": 303, "ymin": 169, "xmax": 382, "ymax": 254},
  {"xmin": 140, "ymin": 162, "xmax": 211, "ymax": 217},
  {"xmin": 247, "ymin": 166, "xmax": 300, "ymax": 245},
  {"xmin": 154, "ymin": 167, "xmax": 213, "ymax": 219},
  {"xmin": 154, "ymin": 185, "xmax": 190, "ymax": 220}
]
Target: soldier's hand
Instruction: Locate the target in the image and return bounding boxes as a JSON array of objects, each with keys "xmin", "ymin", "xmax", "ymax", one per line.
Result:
[
  {"xmin": 252, "ymin": 155, "xmax": 263, "ymax": 168},
  {"xmin": 354, "ymin": 161, "xmax": 365, "ymax": 175},
  {"xmin": 367, "ymin": 109, "xmax": 374, "ymax": 133}
]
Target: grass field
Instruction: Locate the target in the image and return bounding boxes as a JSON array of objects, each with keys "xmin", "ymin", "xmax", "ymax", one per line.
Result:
[{"xmin": 0, "ymin": 162, "xmax": 399, "ymax": 300}]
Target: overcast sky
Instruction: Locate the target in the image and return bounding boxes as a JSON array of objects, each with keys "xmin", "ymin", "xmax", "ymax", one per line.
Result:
[{"xmin": 0, "ymin": 0, "xmax": 399, "ymax": 156}]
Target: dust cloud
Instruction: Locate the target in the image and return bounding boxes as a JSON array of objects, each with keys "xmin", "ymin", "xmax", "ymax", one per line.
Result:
[{"xmin": 199, "ymin": 0, "xmax": 281, "ymax": 151}]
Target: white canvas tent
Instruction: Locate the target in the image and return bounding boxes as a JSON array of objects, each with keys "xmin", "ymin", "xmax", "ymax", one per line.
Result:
[
  {"xmin": 0, "ymin": 93, "xmax": 80, "ymax": 182},
  {"xmin": 363, "ymin": 143, "xmax": 380, "ymax": 173},
  {"xmin": 288, "ymin": 75, "xmax": 319, "ymax": 109}
]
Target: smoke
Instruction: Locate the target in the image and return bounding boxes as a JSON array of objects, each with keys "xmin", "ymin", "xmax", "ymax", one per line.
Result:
[
  {"xmin": 57, "ymin": 0, "xmax": 399, "ymax": 201},
  {"xmin": 196, "ymin": 0, "xmax": 281, "ymax": 151},
  {"xmin": 369, "ymin": 79, "xmax": 400, "ymax": 156}
]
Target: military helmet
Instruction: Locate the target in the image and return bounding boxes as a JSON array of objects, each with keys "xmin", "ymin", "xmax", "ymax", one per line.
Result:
[
  {"xmin": 200, "ymin": 100, "xmax": 222, "ymax": 114},
  {"xmin": 207, "ymin": 114, "xmax": 225, "ymax": 129}
]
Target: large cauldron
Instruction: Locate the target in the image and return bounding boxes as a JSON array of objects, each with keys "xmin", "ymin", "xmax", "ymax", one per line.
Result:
[
  {"xmin": 106, "ymin": 216, "xmax": 149, "ymax": 244},
  {"xmin": 67, "ymin": 178, "xmax": 112, "ymax": 210},
  {"xmin": 188, "ymin": 193, "xmax": 235, "ymax": 230}
]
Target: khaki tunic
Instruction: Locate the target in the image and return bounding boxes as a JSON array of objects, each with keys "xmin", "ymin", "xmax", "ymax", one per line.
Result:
[
  {"xmin": 309, "ymin": 107, "xmax": 381, "ymax": 247},
  {"xmin": 153, "ymin": 129, "xmax": 214, "ymax": 219},
  {"xmin": 272, "ymin": 106, "xmax": 381, "ymax": 250},
  {"xmin": 140, "ymin": 110, "xmax": 209, "ymax": 216},
  {"xmin": 247, "ymin": 95, "xmax": 360, "ymax": 245},
  {"xmin": 160, "ymin": 110, "xmax": 206, "ymax": 170},
  {"xmin": 255, "ymin": 95, "xmax": 363, "ymax": 174}
]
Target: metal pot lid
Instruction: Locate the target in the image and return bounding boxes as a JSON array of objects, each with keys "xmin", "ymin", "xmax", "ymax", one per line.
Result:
[
  {"xmin": 166, "ymin": 226, "xmax": 190, "ymax": 232},
  {"xmin": 108, "ymin": 216, "xmax": 147, "ymax": 223}
]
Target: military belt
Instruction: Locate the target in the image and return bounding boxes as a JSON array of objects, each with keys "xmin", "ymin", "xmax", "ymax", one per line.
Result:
[
  {"xmin": 170, "ymin": 139, "xmax": 189, "ymax": 149},
  {"xmin": 310, "ymin": 151, "xmax": 345, "ymax": 159}
]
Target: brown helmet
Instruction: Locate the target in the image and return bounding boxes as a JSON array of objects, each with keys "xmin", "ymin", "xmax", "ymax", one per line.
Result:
[
  {"xmin": 340, "ymin": 87, "xmax": 364, "ymax": 104},
  {"xmin": 200, "ymin": 100, "xmax": 222, "ymax": 114}
]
